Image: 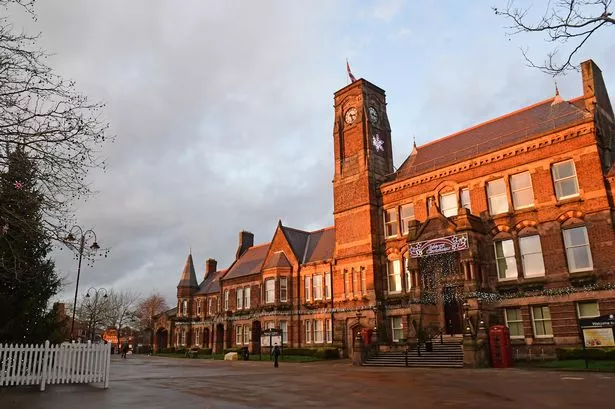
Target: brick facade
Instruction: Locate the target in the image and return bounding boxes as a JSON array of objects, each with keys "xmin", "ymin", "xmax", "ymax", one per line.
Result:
[{"xmin": 155, "ymin": 59, "xmax": 615, "ymax": 358}]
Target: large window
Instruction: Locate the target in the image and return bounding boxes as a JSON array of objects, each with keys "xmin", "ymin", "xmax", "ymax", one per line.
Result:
[
  {"xmin": 552, "ymin": 160, "xmax": 579, "ymax": 200},
  {"xmin": 577, "ymin": 301, "xmax": 600, "ymax": 318},
  {"xmin": 197, "ymin": 301, "xmax": 201, "ymax": 316},
  {"xmin": 563, "ymin": 226, "xmax": 593, "ymax": 272},
  {"xmin": 360, "ymin": 267, "xmax": 366, "ymax": 295},
  {"xmin": 324, "ymin": 272, "xmax": 331, "ymax": 299},
  {"xmin": 400, "ymin": 204, "xmax": 415, "ymax": 235},
  {"xmin": 305, "ymin": 320, "xmax": 312, "ymax": 343},
  {"xmin": 460, "ymin": 188, "xmax": 471, "ymax": 212},
  {"xmin": 504, "ymin": 308, "xmax": 524, "ymax": 339},
  {"xmin": 181, "ymin": 329, "xmax": 186, "ymax": 346},
  {"xmin": 440, "ymin": 192, "xmax": 457, "ymax": 217},
  {"xmin": 305, "ymin": 276, "xmax": 312, "ymax": 302},
  {"xmin": 236, "ymin": 288, "xmax": 244, "ymax": 310},
  {"xmin": 244, "ymin": 286, "xmax": 251, "ymax": 309},
  {"xmin": 236, "ymin": 325, "xmax": 243, "ymax": 345},
  {"xmin": 195, "ymin": 330, "xmax": 200, "ymax": 346},
  {"xmin": 519, "ymin": 235, "xmax": 545, "ymax": 277},
  {"xmin": 510, "ymin": 171, "xmax": 534, "ymax": 209},
  {"xmin": 243, "ymin": 325, "xmax": 251, "ymax": 345},
  {"xmin": 280, "ymin": 321, "xmax": 288, "ymax": 344},
  {"xmin": 265, "ymin": 279, "xmax": 275, "ymax": 303},
  {"xmin": 325, "ymin": 319, "xmax": 332, "ymax": 343},
  {"xmin": 387, "ymin": 259, "xmax": 402, "ymax": 293},
  {"xmin": 495, "ymin": 239, "xmax": 518, "ymax": 280},
  {"xmin": 391, "ymin": 317, "xmax": 403, "ymax": 342},
  {"xmin": 403, "ymin": 256, "xmax": 411, "ymax": 291},
  {"xmin": 384, "ymin": 208, "xmax": 398, "ymax": 238},
  {"xmin": 280, "ymin": 277, "xmax": 288, "ymax": 302},
  {"xmin": 487, "ymin": 178, "xmax": 508, "ymax": 215},
  {"xmin": 314, "ymin": 320, "xmax": 324, "ymax": 343},
  {"xmin": 344, "ymin": 269, "xmax": 350, "ymax": 298},
  {"xmin": 531, "ymin": 306, "xmax": 553, "ymax": 337},
  {"xmin": 182, "ymin": 300, "xmax": 188, "ymax": 316},
  {"xmin": 313, "ymin": 275, "xmax": 323, "ymax": 300},
  {"xmin": 224, "ymin": 290, "xmax": 229, "ymax": 311},
  {"xmin": 208, "ymin": 298, "xmax": 213, "ymax": 315}
]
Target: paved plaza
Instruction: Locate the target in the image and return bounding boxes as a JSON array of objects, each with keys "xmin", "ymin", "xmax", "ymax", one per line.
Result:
[{"xmin": 1, "ymin": 355, "xmax": 613, "ymax": 409}]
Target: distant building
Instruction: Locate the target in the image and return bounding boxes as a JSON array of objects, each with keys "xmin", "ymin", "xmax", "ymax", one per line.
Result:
[{"xmin": 155, "ymin": 60, "xmax": 615, "ymax": 359}]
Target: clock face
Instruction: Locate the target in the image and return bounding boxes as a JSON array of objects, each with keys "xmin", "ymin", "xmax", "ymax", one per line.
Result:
[
  {"xmin": 344, "ymin": 107, "xmax": 358, "ymax": 124},
  {"xmin": 368, "ymin": 106, "xmax": 379, "ymax": 124}
]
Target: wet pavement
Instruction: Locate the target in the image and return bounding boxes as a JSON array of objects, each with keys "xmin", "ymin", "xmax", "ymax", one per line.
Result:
[{"xmin": 1, "ymin": 355, "xmax": 614, "ymax": 408}]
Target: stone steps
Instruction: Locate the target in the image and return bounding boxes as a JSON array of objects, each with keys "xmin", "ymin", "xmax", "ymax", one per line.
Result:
[{"xmin": 363, "ymin": 340, "xmax": 464, "ymax": 368}]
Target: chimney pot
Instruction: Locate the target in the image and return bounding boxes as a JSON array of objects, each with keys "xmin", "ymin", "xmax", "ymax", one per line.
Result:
[
  {"xmin": 236, "ymin": 231, "xmax": 254, "ymax": 259},
  {"xmin": 206, "ymin": 258, "xmax": 217, "ymax": 276}
]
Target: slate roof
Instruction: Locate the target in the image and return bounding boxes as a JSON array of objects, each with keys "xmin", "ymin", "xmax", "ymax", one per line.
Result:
[
  {"xmin": 280, "ymin": 226, "xmax": 310, "ymax": 261},
  {"xmin": 303, "ymin": 227, "xmax": 335, "ymax": 263},
  {"xmin": 223, "ymin": 243, "xmax": 269, "ymax": 280},
  {"xmin": 197, "ymin": 269, "xmax": 227, "ymax": 295},
  {"xmin": 262, "ymin": 251, "xmax": 292, "ymax": 269},
  {"xmin": 177, "ymin": 254, "xmax": 198, "ymax": 288},
  {"xmin": 396, "ymin": 96, "xmax": 590, "ymax": 180}
]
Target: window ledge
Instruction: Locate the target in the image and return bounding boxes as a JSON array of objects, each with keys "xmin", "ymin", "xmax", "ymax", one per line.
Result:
[
  {"xmin": 555, "ymin": 196, "xmax": 583, "ymax": 207},
  {"xmin": 532, "ymin": 337, "xmax": 555, "ymax": 344},
  {"xmin": 513, "ymin": 206, "xmax": 538, "ymax": 215}
]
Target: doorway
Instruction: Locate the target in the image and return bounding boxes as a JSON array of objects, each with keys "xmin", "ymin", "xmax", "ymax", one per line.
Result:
[{"xmin": 443, "ymin": 287, "xmax": 463, "ymax": 335}]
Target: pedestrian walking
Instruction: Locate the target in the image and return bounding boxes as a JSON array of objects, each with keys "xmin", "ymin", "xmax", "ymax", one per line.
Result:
[
  {"xmin": 122, "ymin": 342, "xmax": 130, "ymax": 359},
  {"xmin": 272, "ymin": 344, "xmax": 281, "ymax": 368}
]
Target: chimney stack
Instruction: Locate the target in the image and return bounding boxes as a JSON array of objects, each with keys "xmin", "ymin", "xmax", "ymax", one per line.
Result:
[
  {"xmin": 205, "ymin": 258, "xmax": 217, "ymax": 277},
  {"xmin": 236, "ymin": 231, "xmax": 254, "ymax": 259}
]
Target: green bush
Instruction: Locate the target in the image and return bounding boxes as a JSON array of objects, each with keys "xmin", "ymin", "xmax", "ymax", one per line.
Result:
[
  {"xmin": 556, "ymin": 347, "xmax": 615, "ymax": 361},
  {"xmin": 198, "ymin": 348, "xmax": 212, "ymax": 355},
  {"xmin": 160, "ymin": 347, "xmax": 175, "ymax": 353},
  {"xmin": 175, "ymin": 347, "xmax": 186, "ymax": 354}
]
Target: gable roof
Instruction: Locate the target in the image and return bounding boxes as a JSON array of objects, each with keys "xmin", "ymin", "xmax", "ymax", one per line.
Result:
[
  {"xmin": 223, "ymin": 243, "xmax": 269, "ymax": 280},
  {"xmin": 303, "ymin": 227, "xmax": 335, "ymax": 263},
  {"xmin": 396, "ymin": 96, "xmax": 590, "ymax": 180},
  {"xmin": 177, "ymin": 253, "xmax": 198, "ymax": 288},
  {"xmin": 280, "ymin": 225, "xmax": 310, "ymax": 261},
  {"xmin": 197, "ymin": 269, "xmax": 227, "ymax": 295}
]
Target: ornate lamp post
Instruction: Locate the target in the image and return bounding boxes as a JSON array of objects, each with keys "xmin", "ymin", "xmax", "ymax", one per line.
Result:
[
  {"xmin": 85, "ymin": 287, "xmax": 108, "ymax": 341},
  {"xmin": 66, "ymin": 226, "xmax": 100, "ymax": 340}
]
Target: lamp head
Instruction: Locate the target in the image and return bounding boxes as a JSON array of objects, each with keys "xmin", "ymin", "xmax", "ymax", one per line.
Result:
[{"xmin": 90, "ymin": 242, "xmax": 100, "ymax": 250}]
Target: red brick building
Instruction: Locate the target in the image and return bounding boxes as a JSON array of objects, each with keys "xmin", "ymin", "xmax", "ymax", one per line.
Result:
[{"xmin": 155, "ymin": 60, "xmax": 615, "ymax": 359}]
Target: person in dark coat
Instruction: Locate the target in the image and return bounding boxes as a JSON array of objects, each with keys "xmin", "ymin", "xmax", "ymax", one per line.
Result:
[
  {"xmin": 272, "ymin": 344, "xmax": 281, "ymax": 368},
  {"xmin": 122, "ymin": 342, "xmax": 130, "ymax": 359}
]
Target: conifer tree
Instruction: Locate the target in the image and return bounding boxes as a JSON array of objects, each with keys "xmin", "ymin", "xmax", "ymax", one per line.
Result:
[{"xmin": 0, "ymin": 147, "xmax": 60, "ymax": 343}]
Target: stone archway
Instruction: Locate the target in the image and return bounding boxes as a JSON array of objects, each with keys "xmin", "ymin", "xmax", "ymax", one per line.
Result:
[{"xmin": 156, "ymin": 328, "xmax": 168, "ymax": 352}]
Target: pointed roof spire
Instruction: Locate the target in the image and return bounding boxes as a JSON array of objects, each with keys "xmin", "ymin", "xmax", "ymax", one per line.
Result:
[
  {"xmin": 177, "ymin": 253, "xmax": 198, "ymax": 288},
  {"xmin": 552, "ymin": 80, "xmax": 564, "ymax": 105},
  {"xmin": 410, "ymin": 136, "xmax": 417, "ymax": 156}
]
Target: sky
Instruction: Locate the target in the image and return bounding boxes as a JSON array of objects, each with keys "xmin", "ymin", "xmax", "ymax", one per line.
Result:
[{"xmin": 8, "ymin": 0, "xmax": 615, "ymax": 305}]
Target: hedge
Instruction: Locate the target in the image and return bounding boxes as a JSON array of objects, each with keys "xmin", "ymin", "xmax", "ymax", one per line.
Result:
[
  {"xmin": 556, "ymin": 348, "xmax": 615, "ymax": 361},
  {"xmin": 281, "ymin": 348, "xmax": 339, "ymax": 359}
]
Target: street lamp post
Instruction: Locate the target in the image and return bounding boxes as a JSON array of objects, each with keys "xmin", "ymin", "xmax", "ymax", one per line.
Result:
[
  {"xmin": 66, "ymin": 226, "xmax": 100, "ymax": 340},
  {"xmin": 85, "ymin": 287, "xmax": 108, "ymax": 341}
]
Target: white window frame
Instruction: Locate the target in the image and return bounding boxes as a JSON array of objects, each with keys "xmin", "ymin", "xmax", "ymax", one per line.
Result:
[
  {"xmin": 313, "ymin": 275, "xmax": 323, "ymax": 301},
  {"xmin": 510, "ymin": 171, "xmax": 534, "ymax": 209},
  {"xmin": 265, "ymin": 279, "xmax": 275, "ymax": 304},
  {"xmin": 400, "ymin": 204, "xmax": 415, "ymax": 235},
  {"xmin": 387, "ymin": 259, "xmax": 402, "ymax": 293},
  {"xmin": 181, "ymin": 329, "xmax": 186, "ymax": 346},
  {"xmin": 494, "ymin": 239, "xmax": 518, "ymax": 280},
  {"xmin": 460, "ymin": 188, "xmax": 471, "ymax": 212},
  {"xmin": 196, "ymin": 300, "xmax": 201, "ymax": 316},
  {"xmin": 552, "ymin": 159, "xmax": 580, "ymax": 200},
  {"xmin": 384, "ymin": 208, "xmax": 398, "ymax": 238},
  {"xmin": 305, "ymin": 276, "xmax": 312, "ymax": 302},
  {"xmin": 224, "ymin": 290, "xmax": 229, "ymax": 311},
  {"xmin": 504, "ymin": 308, "xmax": 524, "ymax": 339},
  {"xmin": 531, "ymin": 306, "xmax": 553, "ymax": 338},
  {"xmin": 487, "ymin": 178, "xmax": 509, "ymax": 215},
  {"xmin": 280, "ymin": 277, "xmax": 288, "ymax": 302},
  {"xmin": 208, "ymin": 298, "xmax": 213, "ymax": 315},
  {"xmin": 325, "ymin": 319, "xmax": 332, "ymax": 343},
  {"xmin": 305, "ymin": 320, "xmax": 312, "ymax": 344},
  {"xmin": 243, "ymin": 324, "xmax": 251, "ymax": 345},
  {"xmin": 577, "ymin": 301, "xmax": 600, "ymax": 319},
  {"xmin": 236, "ymin": 288, "xmax": 244, "ymax": 310},
  {"xmin": 244, "ymin": 286, "xmax": 251, "ymax": 309},
  {"xmin": 391, "ymin": 317, "xmax": 403, "ymax": 342},
  {"xmin": 236, "ymin": 325, "xmax": 243, "ymax": 345},
  {"xmin": 280, "ymin": 321, "xmax": 288, "ymax": 344},
  {"xmin": 314, "ymin": 320, "xmax": 324, "ymax": 343},
  {"xmin": 439, "ymin": 191, "xmax": 457, "ymax": 217},
  {"xmin": 182, "ymin": 300, "xmax": 188, "ymax": 317},
  {"xmin": 519, "ymin": 235, "xmax": 545, "ymax": 277},
  {"xmin": 195, "ymin": 330, "xmax": 200, "ymax": 346},
  {"xmin": 324, "ymin": 272, "xmax": 331, "ymax": 300},
  {"xmin": 403, "ymin": 256, "xmax": 411, "ymax": 291},
  {"xmin": 563, "ymin": 226, "xmax": 594, "ymax": 273}
]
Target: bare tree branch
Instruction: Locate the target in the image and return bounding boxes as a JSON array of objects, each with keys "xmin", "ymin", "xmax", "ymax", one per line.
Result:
[{"xmin": 494, "ymin": 0, "xmax": 614, "ymax": 75}]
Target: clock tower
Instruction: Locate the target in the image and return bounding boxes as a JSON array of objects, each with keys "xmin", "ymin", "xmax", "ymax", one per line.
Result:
[{"xmin": 332, "ymin": 78, "xmax": 393, "ymax": 299}]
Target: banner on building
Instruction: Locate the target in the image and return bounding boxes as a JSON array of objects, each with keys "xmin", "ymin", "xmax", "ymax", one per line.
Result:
[
  {"xmin": 580, "ymin": 314, "xmax": 615, "ymax": 348},
  {"xmin": 409, "ymin": 233, "xmax": 469, "ymax": 258}
]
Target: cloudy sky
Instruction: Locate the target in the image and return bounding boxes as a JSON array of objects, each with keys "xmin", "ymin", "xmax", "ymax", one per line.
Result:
[{"xmin": 9, "ymin": 0, "xmax": 615, "ymax": 305}]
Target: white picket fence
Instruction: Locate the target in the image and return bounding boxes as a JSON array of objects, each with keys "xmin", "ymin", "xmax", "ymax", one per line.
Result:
[{"xmin": 0, "ymin": 340, "xmax": 111, "ymax": 391}]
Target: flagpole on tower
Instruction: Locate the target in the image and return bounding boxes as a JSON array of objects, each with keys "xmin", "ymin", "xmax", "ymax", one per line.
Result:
[{"xmin": 346, "ymin": 58, "xmax": 357, "ymax": 83}]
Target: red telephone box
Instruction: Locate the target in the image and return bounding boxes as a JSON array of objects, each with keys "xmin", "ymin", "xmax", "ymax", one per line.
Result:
[{"xmin": 489, "ymin": 325, "xmax": 513, "ymax": 368}]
